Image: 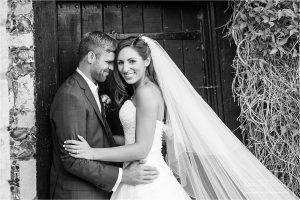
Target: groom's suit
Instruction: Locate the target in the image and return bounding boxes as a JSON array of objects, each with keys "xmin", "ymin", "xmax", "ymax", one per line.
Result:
[{"xmin": 50, "ymin": 71, "xmax": 119, "ymax": 199}]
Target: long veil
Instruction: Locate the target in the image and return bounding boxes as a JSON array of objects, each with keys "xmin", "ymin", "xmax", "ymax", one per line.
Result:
[{"xmin": 141, "ymin": 36, "xmax": 298, "ymax": 200}]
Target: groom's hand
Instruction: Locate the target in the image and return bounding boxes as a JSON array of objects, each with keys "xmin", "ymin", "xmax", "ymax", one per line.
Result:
[{"xmin": 121, "ymin": 160, "xmax": 159, "ymax": 185}]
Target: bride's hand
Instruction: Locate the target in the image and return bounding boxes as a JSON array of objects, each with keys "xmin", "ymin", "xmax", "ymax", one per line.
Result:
[{"xmin": 63, "ymin": 135, "xmax": 94, "ymax": 160}]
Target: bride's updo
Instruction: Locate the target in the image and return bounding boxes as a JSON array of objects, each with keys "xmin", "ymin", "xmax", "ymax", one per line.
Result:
[{"xmin": 114, "ymin": 36, "xmax": 158, "ymax": 106}]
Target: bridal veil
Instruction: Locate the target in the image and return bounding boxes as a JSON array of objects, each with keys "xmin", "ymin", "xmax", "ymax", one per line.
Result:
[{"xmin": 141, "ymin": 36, "xmax": 298, "ymax": 200}]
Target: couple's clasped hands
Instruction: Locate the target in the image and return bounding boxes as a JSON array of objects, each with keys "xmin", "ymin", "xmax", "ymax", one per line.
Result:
[{"xmin": 63, "ymin": 135, "xmax": 159, "ymax": 185}]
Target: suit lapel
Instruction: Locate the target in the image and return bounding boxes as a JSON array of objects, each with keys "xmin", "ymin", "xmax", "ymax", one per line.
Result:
[
  {"xmin": 72, "ymin": 72, "xmax": 106, "ymax": 128},
  {"xmin": 73, "ymin": 72, "xmax": 117, "ymax": 146}
]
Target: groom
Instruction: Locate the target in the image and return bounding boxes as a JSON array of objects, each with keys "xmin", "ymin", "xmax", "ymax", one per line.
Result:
[{"xmin": 49, "ymin": 31, "xmax": 158, "ymax": 199}]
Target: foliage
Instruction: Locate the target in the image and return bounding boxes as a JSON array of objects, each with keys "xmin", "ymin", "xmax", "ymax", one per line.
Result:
[{"xmin": 227, "ymin": 0, "xmax": 300, "ymax": 196}]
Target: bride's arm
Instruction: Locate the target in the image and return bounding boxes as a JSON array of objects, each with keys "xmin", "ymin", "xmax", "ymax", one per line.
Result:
[{"xmin": 64, "ymin": 86, "xmax": 158, "ymax": 162}]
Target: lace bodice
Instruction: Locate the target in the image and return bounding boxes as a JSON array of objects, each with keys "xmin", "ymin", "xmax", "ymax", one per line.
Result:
[
  {"xmin": 112, "ymin": 99, "xmax": 191, "ymax": 200},
  {"xmin": 119, "ymin": 100, "xmax": 165, "ymax": 165}
]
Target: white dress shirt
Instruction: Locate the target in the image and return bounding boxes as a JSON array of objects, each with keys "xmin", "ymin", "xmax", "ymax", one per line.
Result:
[{"xmin": 76, "ymin": 68, "xmax": 123, "ymax": 191}]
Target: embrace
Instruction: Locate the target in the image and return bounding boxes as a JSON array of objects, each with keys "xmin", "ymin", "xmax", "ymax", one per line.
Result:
[{"xmin": 49, "ymin": 32, "xmax": 298, "ymax": 200}]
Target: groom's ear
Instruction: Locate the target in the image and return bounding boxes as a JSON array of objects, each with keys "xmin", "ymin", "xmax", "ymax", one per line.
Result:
[{"xmin": 87, "ymin": 51, "xmax": 95, "ymax": 64}]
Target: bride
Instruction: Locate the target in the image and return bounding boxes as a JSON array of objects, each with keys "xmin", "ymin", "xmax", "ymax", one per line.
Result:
[{"xmin": 64, "ymin": 36, "xmax": 298, "ymax": 200}]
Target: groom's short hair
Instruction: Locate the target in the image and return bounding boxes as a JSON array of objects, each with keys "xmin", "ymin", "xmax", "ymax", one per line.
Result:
[{"xmin": 78, "ymin": 31, "xmax": 116, "ymax": 62}]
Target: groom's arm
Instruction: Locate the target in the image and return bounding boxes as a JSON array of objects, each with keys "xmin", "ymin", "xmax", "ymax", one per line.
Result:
[{"xmin": 51, "ymin": 92, "xmax": 119, "ymax": 191}]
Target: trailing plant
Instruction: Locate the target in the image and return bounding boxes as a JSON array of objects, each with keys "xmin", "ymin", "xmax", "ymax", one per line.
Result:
[{"xmin": 227, "ymin": 0, "xmax": 300, "ymax": 196}]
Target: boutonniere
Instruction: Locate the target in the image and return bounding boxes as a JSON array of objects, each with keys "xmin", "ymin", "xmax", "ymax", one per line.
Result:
[{"xmin": 100, "ymin": 94, "xmax": 112, "ymax": 116}]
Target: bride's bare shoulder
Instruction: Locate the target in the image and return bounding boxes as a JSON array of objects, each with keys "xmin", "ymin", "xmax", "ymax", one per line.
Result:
[{"xmin": 135, "ymin": 82, "xmax": 162, "ymax": 105}]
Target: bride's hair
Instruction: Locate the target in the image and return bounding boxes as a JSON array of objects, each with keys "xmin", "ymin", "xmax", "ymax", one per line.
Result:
[{"xmin": 113, "ymin": 36, "xmax": 158, "ymax": 106}]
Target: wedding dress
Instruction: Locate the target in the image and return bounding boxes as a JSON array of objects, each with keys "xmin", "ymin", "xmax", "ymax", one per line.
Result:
[{"xmin": 110, "ymin": 100, "xmax": 191, "ymax": 200}]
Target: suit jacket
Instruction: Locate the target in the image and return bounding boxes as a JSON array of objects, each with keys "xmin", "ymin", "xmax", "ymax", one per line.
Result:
[{"xmin": 49, "ymin": 71, "xmax": 119, "ymax": 199}]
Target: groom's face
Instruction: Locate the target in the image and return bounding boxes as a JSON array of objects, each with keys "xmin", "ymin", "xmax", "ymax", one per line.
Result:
[{"xmin": 91, "ymin": 48, "xmax": 115, "ymax": 82}]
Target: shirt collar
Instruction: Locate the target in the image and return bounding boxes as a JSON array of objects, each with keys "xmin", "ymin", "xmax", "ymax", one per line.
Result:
[{"xmin": 76, "ymin": 68, "xmax": 98, "ymax": 94}]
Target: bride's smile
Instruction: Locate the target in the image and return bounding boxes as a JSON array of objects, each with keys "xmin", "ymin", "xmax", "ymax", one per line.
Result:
[{"xmin": 117, "ymin": 46, "xmax": 150, "ymax": 87}]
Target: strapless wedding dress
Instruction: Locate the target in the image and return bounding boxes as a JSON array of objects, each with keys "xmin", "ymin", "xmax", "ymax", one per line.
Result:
[{"xmin": 110, "ymin": 100, "xmax": 191, "ymax": 200}]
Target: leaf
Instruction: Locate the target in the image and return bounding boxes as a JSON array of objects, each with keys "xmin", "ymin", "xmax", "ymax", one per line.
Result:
[
  {"xmin": 259, "ymin": 60, "xmax": 264, "ymax": 68},
  {"xmin": 263, "ymin": 50, "xmax": 268, "ymax": 56},
  {"xmin": 292, "ymin": 49, "xmax": 298, "ymax": 57},
  {"xmin": 265, "ymin": 1, "xmax": 273, "ymax": 10},
  {"xmin": 277, "ymin": 10, "xmax": 283, "ymax": 19},
  {"xmin": 282, "ymin": 9, "xmax": 296, "ymax": 18},
  {"xmin": 274, "ymin": 0, "xmax": 281, "ymax": 5},
  {"xmin": 254, "ymin": 2, "xmax": 260, "ymax": 7},
  {"xmin": 284, "ymin": 63, "xmax": 289, "ymax": 68},
  {"xmin": 279, "ymin": 50, "xmax": 284, "ymax": 58},
  {"xmin": 247, "ymin": 24, "xmax": 254, "ymax": 32},
  {"xmin": 251, "ymin": 34, "xmax": 257, "ymax": 41},
  {"xmin": 277, "ymin": 38, "xmax": 288, "ymax": 46},
  {"xmin": 270, "ymin": 41, "xmax": 276, "ymax": 48},
  {"xmin": 240, "ymin": 13, "xmax": 247, "ymax": 21},
  {"xmin": 277, "ymin": 46, "xmax": 285, "ymax": 53},
  {"xmin": 271, "ymin": 114, "xmax": 280, "ymax": 121},
  {"xmin": 290, "ymin": 29, "xmax": 298, "ymax": 36},
  {"xmin": 291, "ymin": 129, "xmax": 299, "ymax": 138},
  {"xmin": 280, "ymin": 126, "xmax": 286, "ymax": 134},
  {"xmin": 232, "ymin": 25, "xmax": 239, "ymax": 30},
  {"xmin": 284, "ymin": 29, "xmax": 290, "ymax": 36},
  {"xmin": 240, "ymin": 22, "xmax": 247, "ymax": 30},
  {"xmin": 264, "ymin": 28, "xmax": 270, "ymax": 35},
  {"xmin": 262, "ymin": 15, "xmax": 269, "ymax": 23},
  {"xmin": 269, "ymin": 22, "xmax": 275, "ymax": 27},
  {"xmin": 292, "ymin": 2, "xmax": 298, "ymax": 13},
  {"xmin": 255, "ymin": 16, "xmax": 261, "ymax": 23},
  {"xmin": 269, "ymin": 48, "xmax": 278, "ymax": 55},
  {"xmin": 253, "ymin": 6, "xmax": 264, "ymax": 12},
  {"xmin": 271, "ymin": 35, "xmax": 275, "ymax": 43},
  {"xmin": 287, "ymin": 25, "xmax": 294, "ymax": 30}
]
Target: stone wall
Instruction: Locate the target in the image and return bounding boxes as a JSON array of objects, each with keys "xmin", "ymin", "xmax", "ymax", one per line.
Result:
[
  {"xmin": 6, "ymin": 0, "xmax": 36, "ymax": 199},
  {"xmin": 0, "ymin": 0, "xmax": 10, "ymax": 199}
]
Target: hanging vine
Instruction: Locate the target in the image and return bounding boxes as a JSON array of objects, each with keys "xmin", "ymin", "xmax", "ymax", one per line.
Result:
[{"xmin": 227, "ymin": 0, "xmax": 300, "ymax": 196}]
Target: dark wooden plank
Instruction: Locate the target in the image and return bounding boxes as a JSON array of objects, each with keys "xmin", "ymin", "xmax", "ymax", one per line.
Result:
[
  {"xmin": 143, "ymin": 3, "xmax": 163, "ymax": 46},
  {"xmin": 57, "ymin": 2, "xmax": 81, "ymax": 84},
  {"xmin": 183, "ymin": 41, "xmax": 206, "ymax": 97},
  {"xmin": 214, "ymin": 2, "xmax": 241, "ymax": 139},
  {"xmin": 201, "ymin": 4, "xmax": 217, "ymax": 113},
  {"xmin": 123, "ymin": 3, "xmax": 143, "ymax": 33},
  {"xmin": 163, "ymin": 41, "xmax": 184, "ymax": 72},
  {"xmin": 82, "ymin": 2, "xmax": 105, "ymax": 93},
  {"xmin": 103, "ymin": 3, "xmax": 123, "ymax": 135},
  {"xmin": 33, "ymin": 1, "xmax": 58, "ymax": 198},
  {"xmin": 182, "ymin": 4, "xmax": 207, "ymax": 101},
  {"xmin": 205, "ymin": 2, "xmax": 224, "ymax": 120},
  {"xmin": 82, "ymin": 3, "xmax": 103, "ymax": 35},
  {"xmin": 103, "ymin": 2, "xmax": 122, "ymax": 94},
  {"xmin": 103, "ymin": 3, "xmax": 122, "ymax": 33},
  {"xmin": 163, "ymin": 4, "xmax": 183, "ymax": 72},
  {"xmin": 143, "ymin": 4, "xmax": 162, "ymax": 33},
  {"xmin": 182, "ymin": 3, "xmax": 201, "ymax": 32},
  {"xmin": 163, "ymin": 3, "xmax": 182, "ymax": 32}
]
